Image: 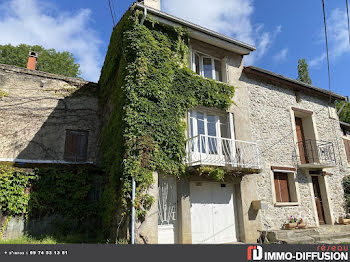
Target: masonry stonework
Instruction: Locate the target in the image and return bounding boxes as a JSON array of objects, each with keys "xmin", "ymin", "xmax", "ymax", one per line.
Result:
[
  {"xmin": 245, "ymin": 74, "xmax": 348, "ymax": 229},
  {"xmin": 0, "ymin": 64, "xmax": 100, "ymax": 163}
]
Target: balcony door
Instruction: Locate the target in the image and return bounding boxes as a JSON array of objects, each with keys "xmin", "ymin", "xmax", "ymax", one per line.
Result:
[
  {"xmin": 295, "ymin": 117, "xmax": 308, "ymax": 164},
  {"xmin": 189, "ymin": 110, "xmax": 229, "ymax": 165}
]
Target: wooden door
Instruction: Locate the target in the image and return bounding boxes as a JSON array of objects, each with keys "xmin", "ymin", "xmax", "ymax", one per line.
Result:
[
  {"xmin": 312, "ymin": 176, "xmax": 326, "ymax": 225},
  {"xmin": 295, "ymin": 117, "xmax": 308, "ymax": 164}
]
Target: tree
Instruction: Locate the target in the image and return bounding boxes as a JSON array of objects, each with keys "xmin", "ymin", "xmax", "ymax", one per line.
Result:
[
  {"xmin": 0, "ymin": 44, "xmax": 81, "ymax": 77},
  {"xmin": 297, "ymin": 58, "xmax": 312, "ymax": 85},
  {"xmin": 336, "ymin": 101, "xmax": 350, "ymax": 124}
]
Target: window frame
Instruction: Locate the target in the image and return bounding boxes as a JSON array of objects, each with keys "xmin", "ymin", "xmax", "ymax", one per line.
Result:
[
  {"xmin": 192, "ymin": 50, "xmax": 222, "ymax": 82},
  {"xmin": 271, "ymin": 169, "xmax": 300, "ymax": 206},
  {"xmin": 64, "ymin": 129, "xmax": 89, "ymax": 163}
]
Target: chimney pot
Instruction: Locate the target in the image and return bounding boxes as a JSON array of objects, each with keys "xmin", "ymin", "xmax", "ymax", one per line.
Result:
[
  {"xmin": 138, "ymin": 0, "xmax": 161, "ymax": 10},
  {"xmin": 27, "ymin": 51, "xmax": 38, "ymax": 70}
]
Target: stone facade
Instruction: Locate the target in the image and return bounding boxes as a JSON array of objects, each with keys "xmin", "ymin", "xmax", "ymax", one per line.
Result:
[
  {"xmin": 0, "ymin": 64, "xmax": 100, "ymax": 164},
  {"xmin": 244, "ymin": 73, "xmax": 348, "ymax": 229}
]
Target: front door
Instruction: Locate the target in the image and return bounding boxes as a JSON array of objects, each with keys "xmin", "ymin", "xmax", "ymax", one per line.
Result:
[
  {"xmin": 312, "ymin": 176, "xmax": 326, "ymax": 225},
  {"xmin": 190, "ymin": 182, "xmax": 237, "ymax": 244},
  {"xmin": 295, "ymin": 117, "xmax": 308, "ymax": 164},
  {"xmin": 158, "ymin": 176, "xmax": 177, "ymax": 244}
]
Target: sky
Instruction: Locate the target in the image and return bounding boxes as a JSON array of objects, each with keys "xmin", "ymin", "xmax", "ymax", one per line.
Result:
[{"xmin": 0, "ymin": 0, "xmax": 349, "ymax": 97}]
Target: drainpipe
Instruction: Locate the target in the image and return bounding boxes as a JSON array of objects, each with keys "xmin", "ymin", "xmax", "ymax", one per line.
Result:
[
  {"xmin": 131, "ymin": 5, "xmax": 146, "ymax": 245},
  {"xmin": 140, "ymin": 5, "xmax": 147, "ymax": 25},
  {"xmin": 337, "ymin": 96, "xmax": 349, "ymax": 115},
  {"xmin": 131, "ymin": 176, "xmax": 136, "ymax": 244}
]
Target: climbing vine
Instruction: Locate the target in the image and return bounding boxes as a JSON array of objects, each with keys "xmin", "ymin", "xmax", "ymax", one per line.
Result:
[
  {"xmin": 98, "ymin": 7, "xmax": 235, "ymax": 239},
  {"xmin": 0, "ymin": 165, "xmax": 102, "ymax": 219}
]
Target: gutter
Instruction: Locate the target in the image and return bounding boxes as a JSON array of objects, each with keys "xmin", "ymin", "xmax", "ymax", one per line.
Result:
[{"xmin": 134, "ymin": 2, "xmax": 255, "ymax": 54}]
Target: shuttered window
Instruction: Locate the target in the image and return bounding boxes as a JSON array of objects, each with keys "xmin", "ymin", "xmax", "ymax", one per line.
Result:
[
  {"xmin": 64, "ymin": 130, "xmax": 88, "ymax": 162},
  {"xmin": 343, "ymin": 138, "xmax": 350, "ymax": 163},
  {"xmin": 274, "ymin": 172, "xmax": 291, "ymax": 202}
]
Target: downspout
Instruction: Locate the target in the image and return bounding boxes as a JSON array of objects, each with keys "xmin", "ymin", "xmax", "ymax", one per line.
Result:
[
  {"xmin": 140, "ymin": 4, "xmax": 148, "ymax": 25},
  {"xmin": 131, "ymin": 176, "xmax": 136, "ymax": 244},
  {"xmin": 337, "ymin": 96, "xmax": 349, "ymax": 116}
]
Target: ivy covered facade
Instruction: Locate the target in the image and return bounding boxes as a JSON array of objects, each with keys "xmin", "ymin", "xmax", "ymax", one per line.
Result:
[{"xmin": 1, "ymin": 0, "xmax": 350, "ymax": 245}]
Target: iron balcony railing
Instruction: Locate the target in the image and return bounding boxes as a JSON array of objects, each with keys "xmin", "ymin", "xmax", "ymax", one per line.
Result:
[
  {"xmin": 296, "ymin": 139, "xmax": 336, "ymax": 166},
  {"xmin": 186, "ymin": 135, "xmax": 261, "ymax": 169}
]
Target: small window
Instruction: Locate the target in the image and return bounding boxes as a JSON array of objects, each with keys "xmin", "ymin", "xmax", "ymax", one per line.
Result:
[
  {"xmin": 274, "ymin": 172, "xmax": 291, "ymax": 202},
  {"xmin": 64, "ymin": 130, "xmax": 89, "ymax": 162},
  {"xmin": 193, "ymin": 51, "xmax": 222, "ymax": 81}
]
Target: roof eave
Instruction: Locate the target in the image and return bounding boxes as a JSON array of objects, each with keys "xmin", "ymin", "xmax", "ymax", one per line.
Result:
[
  {"xmin": 134, "ymin": 2, "xmax": 255, "ymax": 55},
  {"xmin": 244, "ymin": 66, "xmax": 346, "ymax": 102}
]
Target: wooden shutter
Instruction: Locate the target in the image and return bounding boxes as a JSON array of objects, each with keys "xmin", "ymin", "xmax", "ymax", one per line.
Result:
[
  {"xmin": 343, "ymin": 138, "xmax": 350, "ymax": 163},
  {"xmin": 274, "ymin": 172, "xmax": 291, "ymax": 202},
  {"xmin": 64, "ymin": 130, "xmax": 88, "ymax": 162}
]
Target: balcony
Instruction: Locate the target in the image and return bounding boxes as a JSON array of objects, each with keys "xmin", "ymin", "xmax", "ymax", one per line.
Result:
[
  {"xmin": 295, "ymin": 140, "xmax": 336, "ymax": 169},
  {"xmin": 186, "ymin": 135, "xmax": 261, "ymax": 171}
]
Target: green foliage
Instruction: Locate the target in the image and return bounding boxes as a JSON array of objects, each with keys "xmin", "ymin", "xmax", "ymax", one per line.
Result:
[
  {"xmin": 98, "ymin": 8, "xmax": 235, "ymax": 239},
  {"xmin": 0, "ymin": 166, "xmax": 38, "ymax": 216},
  {"xmin": 199, "ymin": 166, "xmax": 226, "ymax": 181},
  {"xmin": 0, "ymin": 89, "xmax": 8, "ymax": 99},
  {"xmin": 297, "ymin": 58, "xmax": 312, "ymax": 85},
  {"xmin": 0, "ymin": 44, "xmax": 81, "ymax": 77},
  {"xmin": 336, "ymin": 101, "xmax": 350, "ymax": 124},
  {"xmin": 0, "ymin": 165, "xmax": 102, "ymax": 219},
  {"xmin": 28, "ymin": 167, "xmax": 101, "ymax": 220},
  {"xmin": 0, "ymin": 235, "xmax": 58, "ymax": 244},
  {"xmin": 343, "ymin": 176, "xmax": 350, "ymax": 208}
]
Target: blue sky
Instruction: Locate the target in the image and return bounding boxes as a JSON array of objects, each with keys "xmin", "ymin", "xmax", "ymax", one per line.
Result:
[{"xmin": 0, "ymin": 0, "xmax": 349, "ymax": 97}]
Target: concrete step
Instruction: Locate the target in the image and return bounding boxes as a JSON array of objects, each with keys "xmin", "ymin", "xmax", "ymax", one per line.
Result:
[
  {"xmin": 267, "ymin": 229, "xmax": 319, "ymax": 241},
  {"xmin": 278, "ymin": 236, "xmax": 315, "ymax": 244},
  {"xmin": 311, "ymin": 232, "xmax": 350, "ymax": 242}
]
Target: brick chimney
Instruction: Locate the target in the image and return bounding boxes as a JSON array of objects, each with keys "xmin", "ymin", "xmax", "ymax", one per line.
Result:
[
  {"xmin": 138, "ymin": 0, "xmax": 161, "ymax": 10},
  {"xmin": 27, "ymin": 51, "xmax": 38, "ymax": 70}
]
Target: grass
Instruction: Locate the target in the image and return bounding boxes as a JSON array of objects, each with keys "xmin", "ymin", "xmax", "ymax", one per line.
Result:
[{"xmin": 0, "ymin": 236, "xmax": 57, "ymax": 244}]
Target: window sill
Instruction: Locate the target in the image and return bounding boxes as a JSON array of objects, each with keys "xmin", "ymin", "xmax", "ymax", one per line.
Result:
[{"xmin": 274, "ymin": 202, "xmax": 299, "ymax": 207}]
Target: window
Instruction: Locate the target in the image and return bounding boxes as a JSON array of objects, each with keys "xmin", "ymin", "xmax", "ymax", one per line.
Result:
[
  {"xmin": 274, "ymin": 172, "xmax": 291, "ymax": 202},
  {"xmin": 64, "ymin": 130, "xmax": 89, "ymax": 162},
  {"xmin": 192, "ymin": 51, "xmax": 222, "ymax": 81},
  {"xmin": 272, "ymin": 170, "xmax": 299, "ymax": 204}
]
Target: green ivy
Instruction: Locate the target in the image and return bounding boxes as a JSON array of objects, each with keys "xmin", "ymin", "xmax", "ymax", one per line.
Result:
[
  {"xmin": 0, "ymin": 165, "xmax": 102, "ymax": 220},
  {"xmin": 0, "ymin": 166, "xmax": 37, "ymax": 216},
  {"xmin": 98, "ymin": 7, "xmax": 235, "ymax": 239}
]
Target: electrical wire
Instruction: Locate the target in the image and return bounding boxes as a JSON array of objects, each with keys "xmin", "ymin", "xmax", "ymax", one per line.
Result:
[
  {"xmin": 346, "ymin": 0, "xmax": 350, "ymax": 44},
  {"xmin": 107, "ymin": 0, "xmax": 116, "ymax": 27},
  {"xmin": 321, "ymin": 0, "xmax": 332, "ymax": 103}
]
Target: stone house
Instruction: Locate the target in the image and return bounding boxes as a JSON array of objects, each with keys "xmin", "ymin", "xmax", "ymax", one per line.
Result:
[
  {"xmin": 0, "ymin": 57, "xmax": 100, "ymax": 165},
  {"xmin": 99, "ymin": 0, "xmax": 348, "ymax": 244},
  {"xmin": 1, "ymin": 0, "xmax": 349, "ymax": 245}
]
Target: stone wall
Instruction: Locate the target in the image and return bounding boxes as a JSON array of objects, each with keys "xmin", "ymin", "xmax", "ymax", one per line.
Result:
[
  {"xmin": 244, "ymin": 74, "xmax": 348, "ymax": 229},
  {"xmin": 0, "ymin": 64, "xmax": 100, "ymax": 164}
]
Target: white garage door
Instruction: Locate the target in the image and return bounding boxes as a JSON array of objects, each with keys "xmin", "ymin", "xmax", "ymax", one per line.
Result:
[{"xmin": 190, "ymin": 182, "xmax": 237, "ymax": 244}]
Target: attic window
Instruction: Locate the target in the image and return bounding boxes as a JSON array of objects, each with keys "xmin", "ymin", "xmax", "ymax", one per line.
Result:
[{"xmin": 192, "ymin": 51, "xmax": 222, "ymax": 82}]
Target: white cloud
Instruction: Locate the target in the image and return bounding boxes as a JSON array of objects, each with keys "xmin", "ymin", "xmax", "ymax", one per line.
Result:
[
  {"xmin": 162, "ymin": 0, "xmax": 279, "ymax": 64},
  {"xmin": 273, "ymin": 48, "xmax": 288, "ymax": 62},
  {"xmin": 0, "ymin": 0, "xmax": 102, "ymax": 82},
  {"xmin": 309, "ymin": 8, "xmax": 350, "ymax": 68}
]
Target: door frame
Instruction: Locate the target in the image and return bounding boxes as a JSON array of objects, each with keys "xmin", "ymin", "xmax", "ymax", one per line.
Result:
[{"xmin": 308, "ymin": 173, "xmax": 334, "ymax": 226}]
